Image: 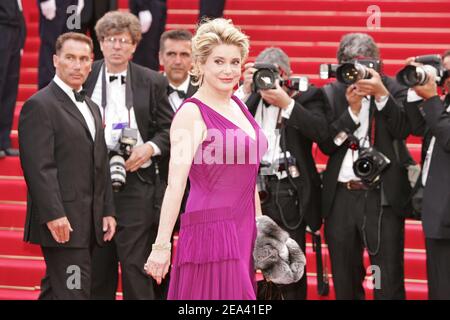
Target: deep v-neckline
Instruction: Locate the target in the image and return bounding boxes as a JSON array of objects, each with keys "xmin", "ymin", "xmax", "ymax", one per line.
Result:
[{"xmin": 190, "ymin": 96, "xmax": 257, "ymax": 141}]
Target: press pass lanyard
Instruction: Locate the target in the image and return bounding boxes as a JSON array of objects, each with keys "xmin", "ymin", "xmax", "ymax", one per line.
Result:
[{"xmin": 101, "ymin": 63, "xmax": 134, "ymax": 128}]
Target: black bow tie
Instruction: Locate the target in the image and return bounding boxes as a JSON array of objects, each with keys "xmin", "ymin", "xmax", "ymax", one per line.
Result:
[
  {"xmin": 109, "ymin": 75, "xmax": 126, "ymax": 84},
  {"xmin": 73, "ymin": 89, "xmax": 87, "ymax": 102},
  {"xmin": 168, "ymin": 86, "xmax": 187, "ymax": 99}
]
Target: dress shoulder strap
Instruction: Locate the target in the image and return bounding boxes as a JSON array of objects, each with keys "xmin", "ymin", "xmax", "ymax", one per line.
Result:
[{"xmin": 175, "ymin": 97, "xmax": 214, "ymax": 128}]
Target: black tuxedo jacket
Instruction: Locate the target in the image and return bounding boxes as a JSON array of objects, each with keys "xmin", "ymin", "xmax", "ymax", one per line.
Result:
[
  {"xmin": 245, "ymin": 86, "xmax": 328, "ymax": 231},
  {"xmin": 405, "ymin": 96, "xmax": 450, "ymax": 238},
  {"xmin": 19, "ymin": 81, "xmax": 115, "ymax": 248},
  {"xmin": 319, "ymin": 78, "xmax": 411, "ymax": 218},
  {"xmin": 84, "ymin": 60, "xmax": 174, "ymax": 181}
]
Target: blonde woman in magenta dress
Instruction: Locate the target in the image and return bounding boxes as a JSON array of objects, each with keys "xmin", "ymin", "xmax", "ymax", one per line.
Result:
[{"xmin": 144, "ymin": 18, "xmax": 268, "ymax": 299}]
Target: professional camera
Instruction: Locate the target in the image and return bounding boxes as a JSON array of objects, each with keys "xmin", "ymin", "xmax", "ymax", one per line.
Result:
[
  {"xmin": 275, "ymin": 152, "xmax": 300, "ymax": 179},
  {"xmin": 396, "ymin": 54, "xmax": 449, "ymax": 87},
  {"xmin": 353, "ymin": 146, "xmax": 391, "ymax": 186},
  {"xmin": 252, "ymin": 63, "xmax": 309, "ymax": 92},
  {"xmin": 110, "ymin": 127, "xmax": 138, "ymax": 192},
  {"xmin": 319, "ymin": 59, "xmax": 381, "ymax": 85}
]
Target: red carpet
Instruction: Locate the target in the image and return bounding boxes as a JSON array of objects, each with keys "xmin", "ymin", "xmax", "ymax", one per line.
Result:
[{"xmin": 1, "ymin": 0, "xmax": 449, "ymax": 299}]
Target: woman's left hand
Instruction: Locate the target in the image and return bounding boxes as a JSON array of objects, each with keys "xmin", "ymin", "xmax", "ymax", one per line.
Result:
[{"xmin": 144, "ymin": 249, "xmax": 171, "ymax": 285}]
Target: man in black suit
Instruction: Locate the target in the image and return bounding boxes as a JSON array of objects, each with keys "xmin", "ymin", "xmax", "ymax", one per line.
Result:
[
  {"xmin": 18, "ymin": 32, "xmax": 116, "ymax": 300},
  {"xmin": 37, "ymin": 0, "xmax": 78, "ymax": 89},
  {"xmin": 159, "ymin": 29, "xmax": 197, "ymax": 113},
  {"xmin": 0, "ymin": 0, "xmax": 26, "ymax": 158},
  {"xmin": 403, "ymin": 61, "xmax": 450, "ymax": 299},
  {"xmin": 83, "ymin": 11, "xmax": 173, "ymax": 300},
  {"xmin": 159, "ymin": 29, "xmax": 197, "ymax": 184},
  {"xmin": 79, "ymin": 0, "xmax": 117, "ymax": 60},
  {"xmin": 237, "ymin": 48, "xmax": 327, "ymax": 299},
  {"xmin": 319, "ymin": 33, "xmax": 411, "ymax": 299},
  {"xmin": 130, "ymin": 0, "xmax": 167, "ymax": 71}
]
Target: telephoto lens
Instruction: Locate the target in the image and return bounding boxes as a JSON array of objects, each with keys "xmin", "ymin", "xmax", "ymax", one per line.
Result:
[
  {"xmin": 252, "ymin": 63, "xmax": 279, "ymax": 91},
  {"xmin": 396, "ymin": 64, "xmax": 437, "ymax": 87},
  {"xmin": 336, "ymin": 62, "xmax": 371, "ymax": 85},
  {"xmin": 396, "ymin": 54, "xmax": 446, "ymax": 87},
  {"xmin": 110, "ymin": 155, "xmax": 127, "ymax": 192}
]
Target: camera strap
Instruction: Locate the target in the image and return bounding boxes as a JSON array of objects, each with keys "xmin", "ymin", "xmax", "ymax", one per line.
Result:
[
  {"xmin": 274, "ymin": 116, "xmax": 304, "ymax": 230},
  {"xmin": 101, "ymin": 62, "xmax": 134, "ymax": 128},
  {"xmin": 362, "ymin": 97, "xmax": 385, "ymax": 255},
  {"xmin": 368, "ymin": 96, "xmax": 377, "ymax": 146}
]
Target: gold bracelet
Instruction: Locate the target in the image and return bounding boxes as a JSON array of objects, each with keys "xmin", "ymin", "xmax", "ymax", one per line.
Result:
[{"xmin": 152, "ymin": 242, "xmax": 171, "ymax": 251}]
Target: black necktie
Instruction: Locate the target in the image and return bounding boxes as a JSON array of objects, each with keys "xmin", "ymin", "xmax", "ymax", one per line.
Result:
[
  {"xmin": 168, "ymin": 86, "xmax": 187, "ymax": 99},
  {"xmin": 73, "ymin": 89, "xmax": 86, "ymax": 102},
  {"xmin": 109, "ymin": 75, "xmax": 126, "ymax": 85}
]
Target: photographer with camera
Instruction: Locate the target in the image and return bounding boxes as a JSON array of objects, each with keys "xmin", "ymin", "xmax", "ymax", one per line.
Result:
[
  {"xmin": 400, "ymin": 51, "xmax": 450, "ymax": 109},
  {"xmin": 83, "ymin": 11, "xmax": 173, "ymax": 299},
  {"xmin": 318, "ymin": 33, "xmax": 412, "ymax": 300},
  {"xmin": 235, "ymin": 47, "xmax": 328, "ymax": 299},
  {"xmin": 402, "ymin": 55, "xmax": 450, "ymax": 299}
]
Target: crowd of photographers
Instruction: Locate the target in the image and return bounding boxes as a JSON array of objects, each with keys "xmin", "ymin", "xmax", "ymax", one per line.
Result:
[{"xmin": 243, "ymin": 34, "xmax": 450, "ymax": 300}]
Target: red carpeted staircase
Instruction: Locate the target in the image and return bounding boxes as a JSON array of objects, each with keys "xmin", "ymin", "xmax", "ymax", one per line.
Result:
[{"xmin": 1, "ymin": 0, "xmax": 448, "ymax": 300}]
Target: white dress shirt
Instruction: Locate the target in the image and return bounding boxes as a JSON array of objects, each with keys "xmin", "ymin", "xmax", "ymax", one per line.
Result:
[
  {"xmin": 167, "ymin": 75, "xmax": 191, "ymax": 112},
  {"xmin": 53, "ymin": 75, "xmax": 96, "ymax": 141},
  {"xmin": 90, "ymin": 66, "xmax": 160, "ymax": 168},
  {"xmin": 337, "ymin": 95, "xmax": 388, "ymax": 182}
]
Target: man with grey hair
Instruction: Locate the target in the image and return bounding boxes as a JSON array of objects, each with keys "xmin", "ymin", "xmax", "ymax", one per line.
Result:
[
  {"xmin": 236, "ymin": 47, "xmax": 328, "ymax": 299},
  {"xmin": 336, "ymin": 33, "xmax": 381, "ymax": 65},
  {"xmin": 83, "ymin": 11, "xmax": 173, "ymax": 300},
  {"xmin": 318, "ymin": 33, "xmax": 411, "ymax": 299}
]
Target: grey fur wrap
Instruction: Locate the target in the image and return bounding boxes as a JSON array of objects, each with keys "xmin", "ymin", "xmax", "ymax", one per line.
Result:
[{"xmin": 253, "ymin": 215, "xmax": 306, "ymax": 285}]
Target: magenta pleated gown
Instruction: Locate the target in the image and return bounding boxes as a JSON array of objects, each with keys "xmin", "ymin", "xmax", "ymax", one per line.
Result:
[{"xmin": 167, "ymin": 96, "xmax": 268, "ymax": 300}]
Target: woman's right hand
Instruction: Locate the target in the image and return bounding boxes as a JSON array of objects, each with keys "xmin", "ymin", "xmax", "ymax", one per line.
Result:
[{"xmin": 144, "ymin": 249, "xmax": 171, "ymax": 285}]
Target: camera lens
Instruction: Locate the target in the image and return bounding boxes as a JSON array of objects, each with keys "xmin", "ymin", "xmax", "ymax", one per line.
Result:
[
  {"xmin": 354, "ymin": 158, "xmax": 373, "ymax": 177},
  {"xmin": 338, "ymin": 63, "xmax": 360, "ymax": 84},
  {"xmin": 397, "ymin": 65, "xmax": 424, "ymax": 87},
  {"xmin": 254, "ymin": 68, "xmax": 276, "ymax": 90},
  {"xmin": 110, "ymin": 155, "xmax": 126, "ymax": 192},
  {"xmin": 337, "ymin": 63, "xmax": 370, "ymax": 85},
  {"xmin": 396, "ymin": 65, "xmax": 436, "ymax": 87}
]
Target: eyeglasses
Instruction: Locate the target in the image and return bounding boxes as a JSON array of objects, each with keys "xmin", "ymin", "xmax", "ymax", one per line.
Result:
[{"xmin": 103, "ymin": 37, "xmax": 133, "ymax": 47}]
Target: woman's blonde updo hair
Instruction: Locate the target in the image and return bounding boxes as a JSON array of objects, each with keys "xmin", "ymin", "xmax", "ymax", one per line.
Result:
[{"xmin": 190, "ymin": 18, "xmax": 250, "ymax": 85}]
